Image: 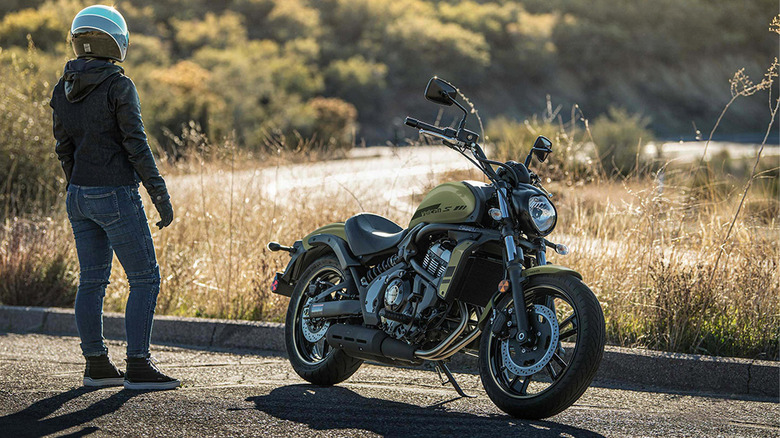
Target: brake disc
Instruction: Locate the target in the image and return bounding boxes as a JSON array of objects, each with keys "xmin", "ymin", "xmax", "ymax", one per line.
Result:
[
  {"xmin": 301, "ymin": 298, "xmax": 330, "ymax": 343},
  {"xmin": 500, "ymin": 304, "xmax": 559, "ymax": 376}
]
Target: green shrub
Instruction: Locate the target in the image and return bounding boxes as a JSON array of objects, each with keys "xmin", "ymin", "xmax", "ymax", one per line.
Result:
[
  {"xmin": 0, "ymin": 48, "xmax": 63, "ymax": 218},
  {"xmin": 143, "ymin": 60, "xmax": 230, "ymax": 157},
  {"xmin": 0, "ymin": 8, "xmax": 64, "ymax": 51},
  {"xmin": 589, "ymin": 107, "xmax": 654, "ymax": 177},
  {"xmin": 170, "ymin": 11, "xmax": 248, "ymax": 56},
  {"xmin": 324, "ymin": 56, "xmax": 388, "ymax": 110},
  {"xmin": 486, "ymin": 110, "xmax": 596, "ymax": 182},
  {"xmin": 307, "ymin": 97, "xmax": 357, "ymax": 150}
]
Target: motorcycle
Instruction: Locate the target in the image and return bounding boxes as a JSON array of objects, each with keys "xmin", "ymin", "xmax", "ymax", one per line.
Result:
[{"xmin": 269, "ymin": 77, "xmax": 605, "ymax": 419}]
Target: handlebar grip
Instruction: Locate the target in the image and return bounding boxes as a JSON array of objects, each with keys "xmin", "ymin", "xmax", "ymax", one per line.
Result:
[
  {"xmin": 404, "ymin": 117, "xmax": 421, "ymax": 129},
  {"xmin": 405, "ymin": 116, "xmax": 447, "ymax": 135}
]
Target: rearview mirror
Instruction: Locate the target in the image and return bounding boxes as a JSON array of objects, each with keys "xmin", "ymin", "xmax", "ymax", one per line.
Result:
[
  {"xmin": 425, "ymin": 77, "xmax": 457, "ymax": 106},
  {"xmin": 532, "ymin": 136, "xmax": 553, "ymax": 162}
]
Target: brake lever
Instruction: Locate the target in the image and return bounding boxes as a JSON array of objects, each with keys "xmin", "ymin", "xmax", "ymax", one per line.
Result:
[{"xmin": 419, "ymin": 129, "xmax": 465, "ymax": 148}]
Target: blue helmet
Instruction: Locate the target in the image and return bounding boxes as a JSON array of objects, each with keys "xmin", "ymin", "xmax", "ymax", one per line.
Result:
[{"xmin": 70, "ymin": 5, "xmax": 129, "ymax": 62}]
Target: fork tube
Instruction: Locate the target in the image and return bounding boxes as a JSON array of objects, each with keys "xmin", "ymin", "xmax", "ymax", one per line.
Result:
[{"xmin": 496, "ymin": 187, "xmax": 531, "ymax": 343}]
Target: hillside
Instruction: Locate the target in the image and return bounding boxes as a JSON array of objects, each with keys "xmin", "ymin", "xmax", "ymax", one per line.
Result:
[{"xmin": 0, "ymin": 0, "xmax": 776, "ymax": 151}]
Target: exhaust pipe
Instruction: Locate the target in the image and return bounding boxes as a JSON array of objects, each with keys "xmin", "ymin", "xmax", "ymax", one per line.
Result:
[
  {"xmin": 326, "ymin": 324, "xmax": 417, "ymax": 362},
  {"xmin": 308, "ymin": 300, "xmax": 362, "ymax": 318}
]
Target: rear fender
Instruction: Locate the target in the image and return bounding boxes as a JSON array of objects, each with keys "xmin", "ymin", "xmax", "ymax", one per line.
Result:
[{"xmin": 273, "ymin": 223, "xmax": 359, "ymax": 297}]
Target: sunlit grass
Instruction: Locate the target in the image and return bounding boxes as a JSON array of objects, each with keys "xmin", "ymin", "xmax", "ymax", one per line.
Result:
[{"xmin": 3, "ymin": 149, "xmax": 776, "ymax": 360}]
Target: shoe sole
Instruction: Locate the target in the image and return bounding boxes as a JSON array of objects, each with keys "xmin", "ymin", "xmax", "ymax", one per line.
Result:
[
  {"xmin": 123, "ymin": 380, "xmax": 181, "ymax": 390},
  {"xmin": 83, "ymin": 377, "xmax": 125, "ymax": 387}
]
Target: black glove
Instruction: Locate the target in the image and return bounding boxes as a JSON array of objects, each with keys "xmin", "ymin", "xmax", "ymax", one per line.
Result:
[{"xmin": 154, "ymin": 199, "xmax": 174, "ymax": 229}]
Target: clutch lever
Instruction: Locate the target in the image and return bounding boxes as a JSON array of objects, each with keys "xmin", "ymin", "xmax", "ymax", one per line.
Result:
[{"xmin": 419, "ymin": 129, "xmax": 465, "ymax": 149}]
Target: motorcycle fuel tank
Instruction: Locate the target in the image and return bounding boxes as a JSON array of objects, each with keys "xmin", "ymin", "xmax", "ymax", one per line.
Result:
[{"xmin": 408, "ymin": 181, "xmax": 487, "ymax": 228}]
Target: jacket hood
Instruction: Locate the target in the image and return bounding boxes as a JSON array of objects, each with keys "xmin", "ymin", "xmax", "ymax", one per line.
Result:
[{"xmin": 62, "ymin": 59, "xmax": 124, "ymax": 103}]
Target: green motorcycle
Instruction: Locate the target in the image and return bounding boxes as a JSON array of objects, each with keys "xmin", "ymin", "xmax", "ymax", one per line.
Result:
[{"xmin": 269, "ymin": 77, "xmax": 605, "ymax": 419}]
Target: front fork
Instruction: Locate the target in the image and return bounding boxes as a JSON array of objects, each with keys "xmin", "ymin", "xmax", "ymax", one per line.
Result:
[{"xmin": 496, "ymin": 187, "xmax": 532, "ymax": 344}]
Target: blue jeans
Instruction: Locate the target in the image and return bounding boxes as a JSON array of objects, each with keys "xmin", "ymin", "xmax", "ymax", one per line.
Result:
[{"xmin": 66, "ymin": 184, "xmax": 160, "ymax": 358}]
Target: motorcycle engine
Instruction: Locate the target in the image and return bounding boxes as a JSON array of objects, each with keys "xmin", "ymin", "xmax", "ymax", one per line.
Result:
[
  {"xmin": 378, "ymin": 240, "xmax": 454, "ymax": 342},
  {"xmin": 379, "ymin": 277, "xmax": 414, "ymax": 337}
]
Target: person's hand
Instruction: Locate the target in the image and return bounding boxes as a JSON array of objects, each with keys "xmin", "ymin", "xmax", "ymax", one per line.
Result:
[{"xmin": 154, "ymin": 199, "xmax": 174, "ymax": 229}]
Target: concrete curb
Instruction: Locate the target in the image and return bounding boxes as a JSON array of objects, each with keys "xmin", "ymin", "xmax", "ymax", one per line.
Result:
[{"xmin": 1, "ymin": 305, "xmax": 777, "ymax": 399}]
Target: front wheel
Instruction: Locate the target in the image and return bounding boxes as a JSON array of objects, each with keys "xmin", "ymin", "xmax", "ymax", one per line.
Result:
[
  {"xmin": 479, "ymin": 274, "xmax": 605, "ymax": 419},
  {"xmin": 285, "ymin": 255, "xmax": 363, "ymax": 386}
]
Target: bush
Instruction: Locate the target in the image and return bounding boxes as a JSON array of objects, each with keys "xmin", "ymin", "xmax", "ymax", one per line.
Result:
[
  {"xmin": 143, "ymin": 60, "xmax": 229, "ymax": 157},
  {"xmin": 0, "ymin": 218, "xmax": 77, "ymax": 307},
  {"xmin": 307, "ymin": 97, "xmax": 357, "ymax": 150},
  {"xmin": 589, "ymin": 107, "xmax": 654, "ymax": 177},
  {"xmin": 0, "ymin": 48, "xmax": 63, "ymax": 218},
  {"xmin": 0, "ymin": 8, "xmax": 64, "ymax": 51},
  {"xmin": 486, "ymin": 109, "xmax": 597, "ymax": 183},
  {"xmin": 170, "ymin": 11, "xmax": 248, "ymax": 56},
  {"xmin": 324, "ymin": 56, "xmax": 388, "ymax": 110}
]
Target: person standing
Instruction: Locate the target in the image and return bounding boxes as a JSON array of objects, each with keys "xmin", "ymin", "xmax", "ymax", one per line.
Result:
[{"xmin": 51, "ymin": 5, "xmax": 179, "ymax": 390}]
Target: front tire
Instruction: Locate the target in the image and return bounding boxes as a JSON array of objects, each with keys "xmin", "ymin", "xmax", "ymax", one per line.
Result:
[
  {"xmin": 479, "ymin": 274, "xmax": 605, "ymax": 419},
  {"xmin": 285, "ymin": 255, "xmax": 363, "ymax": 386}
]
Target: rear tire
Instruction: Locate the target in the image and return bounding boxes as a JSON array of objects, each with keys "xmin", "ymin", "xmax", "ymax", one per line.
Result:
[
  {"xmin": 285, "ymin": 255, "xmax": 363, "ymax": 386},
  {"xmin": 479, "ymin": 274, "xmax": 605, "ymax": 419}
]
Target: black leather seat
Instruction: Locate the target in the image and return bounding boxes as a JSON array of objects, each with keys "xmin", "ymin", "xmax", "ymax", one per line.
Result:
[{"xmin": 344, "ymin": 213, "xmax": 407, "ymax": 256}]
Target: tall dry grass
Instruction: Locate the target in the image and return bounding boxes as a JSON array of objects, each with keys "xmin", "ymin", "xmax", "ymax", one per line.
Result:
[
  {"xmin": 551, "ymin": 175, "xmax": 778, "ymax": 359},
  {"xmin": 0, "ymin": 218, "xmax": 76, "ymax": 307},
  {"xmin": 1, "ymin": 139, "xmax": 777, "ymax": 358}
]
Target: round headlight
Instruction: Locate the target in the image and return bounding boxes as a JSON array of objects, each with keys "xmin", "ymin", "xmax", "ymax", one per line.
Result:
[{"xmin": 528, "ymin": 195, "xmax": 556, "ymax": 235}]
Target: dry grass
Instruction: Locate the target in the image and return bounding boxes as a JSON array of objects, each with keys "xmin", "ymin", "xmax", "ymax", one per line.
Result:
[
  {"xmin": 550, "ymin": 173, "xmax": 779, "ymax": 359},
  {"xmin": 1, "ymin": 147, "xmax": 777, "ymax": 359},
  {"xmin": 0, "ymin": 217, "xmax": 76, "ymax": 307}
]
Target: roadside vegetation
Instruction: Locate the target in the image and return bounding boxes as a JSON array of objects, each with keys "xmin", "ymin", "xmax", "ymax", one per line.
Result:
[{"xmin": 0, "ymin": 3, "xmax": 777, "ymax": 360}]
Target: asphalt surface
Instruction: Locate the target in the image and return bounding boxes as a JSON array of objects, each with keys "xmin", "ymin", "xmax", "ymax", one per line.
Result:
[{"xmin": 1, "ymin": 333, "xmax": 777, "ymax": 438}]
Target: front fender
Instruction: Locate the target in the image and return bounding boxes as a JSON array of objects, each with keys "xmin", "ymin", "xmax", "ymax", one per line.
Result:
[
  {"xmin": 477, "ymin": 265, "xmax": 582, "ymax": 328},
  {"xmin": 521, "ymin": 265, "xmax": 582, "ymax": 280}
]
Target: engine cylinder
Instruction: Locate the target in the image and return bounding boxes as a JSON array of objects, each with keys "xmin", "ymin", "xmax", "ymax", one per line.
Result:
[{"xmin": 422, "ymin": 243, "xmax": 452, "ymax": 278}]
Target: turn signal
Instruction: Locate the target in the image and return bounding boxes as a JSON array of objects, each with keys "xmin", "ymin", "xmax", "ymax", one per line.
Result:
[
  {"xmin": 554, "ymin": 243, "xmax": 569, "ymax": 255},
  {"xmin": 498, "ymin": 279, "xmax": 510, "ymax": 293}
]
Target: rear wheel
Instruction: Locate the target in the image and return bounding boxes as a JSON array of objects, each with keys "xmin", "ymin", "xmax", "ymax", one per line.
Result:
[
  {"xmin": 285, "ymin": 255, "xmax": 363, "ymax": 385},
  {"xmin": 479, "ymin": 274, "xmax": 605, "ymax": 419}
]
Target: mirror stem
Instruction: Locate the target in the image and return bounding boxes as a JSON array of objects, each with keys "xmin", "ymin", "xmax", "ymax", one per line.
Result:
[
  {"xmin": 449, "ymin": 98, "xmax": 469, "ymax": 131},
  {"xmin": 524, "ymin": 151, "xmax": 533, "ymax": 167}
]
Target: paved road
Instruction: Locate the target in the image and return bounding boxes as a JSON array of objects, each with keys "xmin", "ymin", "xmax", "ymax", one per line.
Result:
[
  {"xmin": 0, "ymin": 333, "xmax": 777, "ymax": 437},
  {"xmin": 170, "ymin": 146, "xmax": 476, "ymax": 216}
]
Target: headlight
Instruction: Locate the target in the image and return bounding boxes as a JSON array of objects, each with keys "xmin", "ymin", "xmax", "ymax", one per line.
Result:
[
  {"xmin": 511, "ymin": 188, "xmax": 558, "ymax": 236},
  {"xmin": 528, "ymin": 195, "xmax": 557, "ymax": 235}
]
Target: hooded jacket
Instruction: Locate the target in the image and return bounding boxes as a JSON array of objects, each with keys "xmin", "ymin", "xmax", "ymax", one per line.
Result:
[{"xmin": 50, "ymin": 58, "xmax": 169, "ymax": 204}]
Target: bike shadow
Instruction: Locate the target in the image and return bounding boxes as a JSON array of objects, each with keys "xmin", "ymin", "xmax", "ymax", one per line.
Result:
[
  {"xmin": 244, "ymin": 384, "xmax": 605, "ymax": 437},
  {"xmin": 0, "ymin": 387, "xmax": 146, "ymax": 437}
]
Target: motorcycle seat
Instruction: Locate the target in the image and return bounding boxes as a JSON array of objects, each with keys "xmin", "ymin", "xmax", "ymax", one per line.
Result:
[{"xmin": 345, "ymin": 213, "xmax": 407, "ymax": 257}]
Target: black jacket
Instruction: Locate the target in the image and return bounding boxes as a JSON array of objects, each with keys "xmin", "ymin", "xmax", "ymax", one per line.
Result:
[{"xmin": 50, "ymin": 59, "xmax": 169, "ymax": 203}]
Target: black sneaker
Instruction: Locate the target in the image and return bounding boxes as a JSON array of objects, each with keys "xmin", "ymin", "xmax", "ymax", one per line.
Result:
[
  {"xmin": 83, "ymin": 354, "xmax": 125, "ymax": 387},
  {"xmin": 124, "ymin": 356, "xmax": 181, "ymax": 390}
]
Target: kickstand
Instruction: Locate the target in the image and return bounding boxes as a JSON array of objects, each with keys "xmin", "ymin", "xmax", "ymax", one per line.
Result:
[{"xmin": 434, "ymin": 361, "xmax": 476, "ymax": 398}]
